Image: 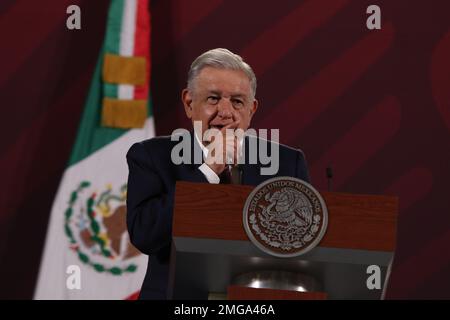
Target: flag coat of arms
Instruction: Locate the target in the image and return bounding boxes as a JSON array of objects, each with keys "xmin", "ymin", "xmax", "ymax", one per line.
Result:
[{"xmin": 34, "ymin": 0, "xmax": 153, "ymax": 299}]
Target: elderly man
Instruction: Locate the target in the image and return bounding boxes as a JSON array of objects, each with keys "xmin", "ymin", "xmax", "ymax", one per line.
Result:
[{"xmin": 126, "ymin": 48, "xmax": 309, "ymax": 299}]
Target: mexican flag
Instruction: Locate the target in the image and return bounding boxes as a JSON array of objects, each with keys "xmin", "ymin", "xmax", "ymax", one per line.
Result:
[{"xmin": 34, "ymin": 0, "xmax": 153, "ymax": 299}]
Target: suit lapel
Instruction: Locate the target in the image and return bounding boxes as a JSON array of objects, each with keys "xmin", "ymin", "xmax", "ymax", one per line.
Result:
[{"xmin": 241, "ymin": 135, "xmax": 263, "ymax": 186}]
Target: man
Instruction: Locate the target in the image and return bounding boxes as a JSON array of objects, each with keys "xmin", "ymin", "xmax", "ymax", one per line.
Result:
[{"xmin": 126, "ymin": 48, "xmax": 309, "ymax": 299}]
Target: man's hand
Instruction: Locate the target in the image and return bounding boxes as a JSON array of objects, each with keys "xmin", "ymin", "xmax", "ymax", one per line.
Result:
[{"xmin": 205, "ymin": 120, "xmax": 240, "ymax": 175}]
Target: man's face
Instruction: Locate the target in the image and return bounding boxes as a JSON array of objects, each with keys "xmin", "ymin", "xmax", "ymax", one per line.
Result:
[{"xmin": 182, "ymin": 67, "xmax": 258, "ymax": 139}]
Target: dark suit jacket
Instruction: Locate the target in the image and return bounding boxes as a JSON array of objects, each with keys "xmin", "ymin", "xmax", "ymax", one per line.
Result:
[{"xmin": 126, "ymin": 132, "xmax": 309, "ymax": 299}]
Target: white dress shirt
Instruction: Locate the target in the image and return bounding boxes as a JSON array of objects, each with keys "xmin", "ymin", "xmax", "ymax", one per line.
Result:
[{"xmin": 195, "ymin": 132, "xmax": 243, "ymax": 184}]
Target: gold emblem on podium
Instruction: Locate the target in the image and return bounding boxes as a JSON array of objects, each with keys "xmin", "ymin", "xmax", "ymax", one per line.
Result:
[{"xmin": 243, "ymin": 177, "xmax": 328, "ymax": 258}]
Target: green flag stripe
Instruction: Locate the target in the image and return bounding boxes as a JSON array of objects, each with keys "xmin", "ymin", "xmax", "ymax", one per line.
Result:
[
  {"xmin": 102, "ymin": 0, "xmax": 123, "ymax": 99},
  {"xmin": 104, "ymin": 83, "xmax": 118, "ymax": 99},
  {"xmin": 104, "ymin": 0, "xmax": 123, "ymax": 55}
]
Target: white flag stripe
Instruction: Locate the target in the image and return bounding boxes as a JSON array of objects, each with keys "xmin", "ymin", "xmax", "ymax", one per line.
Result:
[
  {"xmin": 118, "ymin": 84, "xmax": 135, "ymax": 100},
  {"xmin": 120, "ymin": 0, "xmax": 137, "ymax": 57},
  {"xmin": 118, "ymin": 0, "xmax": 138, "ymax": 100}
]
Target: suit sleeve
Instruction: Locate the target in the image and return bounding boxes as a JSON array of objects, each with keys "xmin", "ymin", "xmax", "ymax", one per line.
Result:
[
  {"xmin": 296, "ymin": 149, "xmax": 311, "ymax": 183},
  {"xmin": 126, "ymin": 142, "xmax": 207, "ymax": 255}
]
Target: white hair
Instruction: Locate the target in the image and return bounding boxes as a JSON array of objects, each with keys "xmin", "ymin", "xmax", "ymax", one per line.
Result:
[{"xmin": 187, "ymin": 48, "xmax": 257, "ymax": 98}]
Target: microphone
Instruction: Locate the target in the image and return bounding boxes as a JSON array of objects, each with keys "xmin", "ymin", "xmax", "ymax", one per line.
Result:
[
  {"xmin": 234, "ymin": 164, "xmax": 243, "ymax": 185},
  {"xmin": 326, "ymin": 166, "xmax": 333, "ymax": 191},
  {"xmin": 226, "ymin": 163, "xmax": 242, "ymax": 185},
  {"xmin": 226, "ymin": 155, "xmax": 242, "ymax": 185},
  {"xmin": 226, "ymin": 137, "xmax": 243, "ymax": 184}
]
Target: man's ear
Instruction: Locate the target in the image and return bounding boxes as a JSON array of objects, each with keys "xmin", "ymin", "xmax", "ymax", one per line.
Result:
[
  {"xmin": 182, "ymin": 89, "xmax": 193, "ymax": 119},
  {"xmin": 249, "ymin": 99, "xmax": 259, "ymax": 119}
]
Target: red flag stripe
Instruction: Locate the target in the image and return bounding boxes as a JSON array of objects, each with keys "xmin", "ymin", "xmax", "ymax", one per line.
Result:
[
  {"xmin": 133, "ymin": 0, "xmax": 151, "ymax": 101},
  {"xmin": 124, "ymin": 290, "xmax": 140, "ymax": 300}
]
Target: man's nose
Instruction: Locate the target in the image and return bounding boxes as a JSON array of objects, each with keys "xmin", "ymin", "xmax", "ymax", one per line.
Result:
[{"xmin": 217, "ymin": 98, "xmax": 233, "ymax": 118}]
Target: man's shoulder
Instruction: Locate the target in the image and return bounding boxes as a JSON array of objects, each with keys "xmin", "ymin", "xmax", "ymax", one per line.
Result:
[
  {"xmin": 135, "ymin": 135, "xmax": 174, "ymax": 149},
  {"xmin": 126, "ymin": 135, "xmax": 176, "ymax": 159}
]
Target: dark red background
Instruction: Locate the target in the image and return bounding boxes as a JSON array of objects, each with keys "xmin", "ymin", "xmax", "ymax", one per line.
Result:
[{"xmin": 0, "ymin": 0, "xmax": 449, "ymax": 299}]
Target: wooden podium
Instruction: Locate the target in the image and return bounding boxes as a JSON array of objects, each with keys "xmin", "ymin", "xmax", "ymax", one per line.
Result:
[{"xmin": 168, "ymin": 181, "xmax": 398, "ymax": 300}]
